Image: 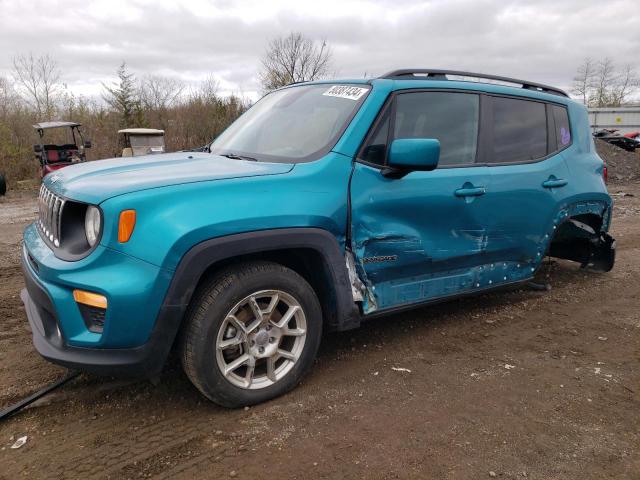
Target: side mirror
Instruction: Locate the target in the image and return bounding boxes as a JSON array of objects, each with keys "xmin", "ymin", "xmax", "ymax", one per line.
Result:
[
  {"xmin": 384, "ymin": 138, "xmax": 440, "ymax": 178},
  {"xmin": 84, "ymin": 141, "xmax": 92, "ymax": 149},
  {"xmin": 33, "ymin": 144, "xmax": 43, "ymax": 153}
]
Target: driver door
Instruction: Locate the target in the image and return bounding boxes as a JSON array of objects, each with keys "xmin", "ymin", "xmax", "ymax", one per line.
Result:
[{"xmin": 350, "ymin": 90, "xmax": 491, "ymax": 313}]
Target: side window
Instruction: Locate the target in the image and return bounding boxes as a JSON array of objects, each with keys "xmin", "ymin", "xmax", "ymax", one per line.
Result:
[
  {"xmin": 394, "ymin": 92, "xmax": 479, "ymax": 166},
  {"xmin": 491, "ymin": 97, "xmax": 547, "ymax": 163},
  {"xmin": 359, "ymin": 109, "xmax": 390, "ymax": 165},
  {"xmin": 552, "ymin": 105, "xmax": 571, "ymax": 150}
]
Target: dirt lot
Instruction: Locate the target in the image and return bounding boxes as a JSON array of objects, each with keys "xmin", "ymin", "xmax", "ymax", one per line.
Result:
[{"xmin": 0, "ymin": 185, "xmax": 639, "ymax": 480}]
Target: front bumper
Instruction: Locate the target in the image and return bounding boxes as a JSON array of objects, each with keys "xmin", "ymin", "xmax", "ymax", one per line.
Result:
[
  {"xmin": 20, "ymin": 223, "xmax": 181, "ymax": 377},
  {"xmin": 20, "ymin": 252, "xmax": 180, "ymax": 377}
]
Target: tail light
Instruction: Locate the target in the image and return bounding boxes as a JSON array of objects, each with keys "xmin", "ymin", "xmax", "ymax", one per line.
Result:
[{"xmin": 603, "ymin": 164, "xmax": 608, "ymax": 183}]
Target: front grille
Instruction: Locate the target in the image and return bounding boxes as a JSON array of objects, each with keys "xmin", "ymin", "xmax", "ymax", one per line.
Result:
[{"xmin": 38, "ymin": 184, "xmax": 65, "ymax": 248}]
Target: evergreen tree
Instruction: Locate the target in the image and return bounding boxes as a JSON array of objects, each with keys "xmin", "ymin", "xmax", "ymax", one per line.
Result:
[{"xmin": 102, "ymin": 62, "xmax": 146, "ymax": 128}]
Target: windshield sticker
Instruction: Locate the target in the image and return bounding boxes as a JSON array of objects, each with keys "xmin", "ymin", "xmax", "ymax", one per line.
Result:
[{"xmin": 323, "ymin": 85, "xmax": 368, "ymax": 101}]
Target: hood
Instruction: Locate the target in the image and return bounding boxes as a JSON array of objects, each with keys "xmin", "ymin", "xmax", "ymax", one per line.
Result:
[{"xmin": 44, "ymin": 152, "xmax": 294, "ymax": 204}]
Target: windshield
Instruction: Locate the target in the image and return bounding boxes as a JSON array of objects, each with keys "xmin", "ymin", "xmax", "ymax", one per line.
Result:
[
  {"xmin": 41, "ymin": 128, "xmax": 78, "ymax": 146},
  {"xmin": 129, "ymin": 135, "xmax": 165, "ymax": 148},
  {"xmin": 210, "ymin": 84, "xmax": 370, "ymax": 162}
]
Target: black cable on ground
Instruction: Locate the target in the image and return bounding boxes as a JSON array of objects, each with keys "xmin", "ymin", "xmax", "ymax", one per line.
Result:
[{"xmin": 0, "ymin": 370, "xmax": 80, "ymax": 422}]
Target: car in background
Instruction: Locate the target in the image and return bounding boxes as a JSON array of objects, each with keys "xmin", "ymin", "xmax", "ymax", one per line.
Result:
[
  {"xmin": 594, "ymin": 128, "xmax": 639, "ymax": 152},
  {"xmin": 623, "ymin": 131, "xmax": 640, "ymax": 146}
]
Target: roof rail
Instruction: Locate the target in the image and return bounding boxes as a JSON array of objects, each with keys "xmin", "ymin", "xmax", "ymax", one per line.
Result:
[{"xmin": 380, "ymin": 69, "xmax": 569, "ymax": 97}]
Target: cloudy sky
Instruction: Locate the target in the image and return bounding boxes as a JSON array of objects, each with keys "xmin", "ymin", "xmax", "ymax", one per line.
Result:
[{"xmin": 0, "ymin": 0, "xmax": 638, "ymax": 100}]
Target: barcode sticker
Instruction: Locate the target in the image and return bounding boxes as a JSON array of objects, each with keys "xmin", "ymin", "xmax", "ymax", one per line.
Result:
[{"xmin": 322, "ymin": 85, "xmax": 368, "ymax": 101}]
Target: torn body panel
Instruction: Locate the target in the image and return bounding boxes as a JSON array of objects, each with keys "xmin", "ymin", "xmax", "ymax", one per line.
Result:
[
  {"xmin": 349, "ymin": 165, "xmax": 613, "ymax": 313},
  {"xmin": 349, "ymin": 162, "xmax": 501, "ymax": 313},
  {"xmin": 548, "ymin": 201, "xmax": 615, "ymax": 272}
]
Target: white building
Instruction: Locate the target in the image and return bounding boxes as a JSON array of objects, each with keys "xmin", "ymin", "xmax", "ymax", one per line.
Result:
[{"xmin": 588, "ymin": 106, "xmax": 640, "ymax": 135}]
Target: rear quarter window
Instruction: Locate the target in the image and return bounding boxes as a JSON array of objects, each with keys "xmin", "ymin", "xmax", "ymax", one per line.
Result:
[{"xmin": 552, "ymin": 105, "xmax": 571, "ymax": 150}]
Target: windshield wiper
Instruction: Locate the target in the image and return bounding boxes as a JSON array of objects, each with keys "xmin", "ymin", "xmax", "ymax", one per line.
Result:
[{"xmin": 219, "ymin": 153, "xmax": 258, "ymax": 161}]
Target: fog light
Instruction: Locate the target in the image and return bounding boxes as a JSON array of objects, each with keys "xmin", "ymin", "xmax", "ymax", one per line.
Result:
[{"xmin": 74, "ymin": 290, "xmax": 107, "ymax": 333}]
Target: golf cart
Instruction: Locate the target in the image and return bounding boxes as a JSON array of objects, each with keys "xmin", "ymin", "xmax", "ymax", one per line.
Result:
[
  {"xmin": 33, "ymin": 121, "xmax": 91, "ymax": 177},
  {"xmin": 118, "ymin": 128, "xmax": 165, "ymax": 157}
]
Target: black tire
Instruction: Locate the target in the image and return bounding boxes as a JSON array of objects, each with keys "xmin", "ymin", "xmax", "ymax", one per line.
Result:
[
  {"xmin": 180, "ymin": 261, "xmax": 322, "ymax": 408},
  {"xmin": 0, "ymin": 173, "xmax": 6, "ymax": 196}
]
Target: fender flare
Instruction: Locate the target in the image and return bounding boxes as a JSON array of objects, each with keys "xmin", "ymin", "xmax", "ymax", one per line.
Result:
[
  {"xmin": 166, "ymin": 228, "xmax": 356, "ymax": 315},
  {"xmin": 146, "ymin": 228, "xmax": 361, "ymax": 373}
]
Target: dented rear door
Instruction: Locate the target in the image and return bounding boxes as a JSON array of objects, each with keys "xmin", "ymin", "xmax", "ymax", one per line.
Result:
[{"xmin": 480, "ymin": 95, "xmax": 574, "ymax": 273}]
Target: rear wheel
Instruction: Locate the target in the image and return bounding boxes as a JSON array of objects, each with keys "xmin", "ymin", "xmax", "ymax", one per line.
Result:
[{"xmin": 180, "ymin": 261, "xmax": 322, "ymax": 407}]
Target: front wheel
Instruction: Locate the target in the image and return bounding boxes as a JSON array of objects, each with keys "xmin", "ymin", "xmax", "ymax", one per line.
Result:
[{"xmin": 180, "ymin": 261, "xmax": 322, "ymax": 407}]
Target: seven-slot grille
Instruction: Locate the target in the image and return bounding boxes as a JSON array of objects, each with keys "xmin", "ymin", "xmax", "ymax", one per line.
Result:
[{"xmin": 38, "ymin": 184, "xmax": 65, "ymax": 248}]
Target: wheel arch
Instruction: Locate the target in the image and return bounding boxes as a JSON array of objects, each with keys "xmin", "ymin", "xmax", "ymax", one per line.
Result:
[
  {"xmin": 547, "ymin": 201, "xmax": 615, "ymax": 271},
  {"xmin": 160, "ymin": 227, "xmax": 360, "ymax": 344}
]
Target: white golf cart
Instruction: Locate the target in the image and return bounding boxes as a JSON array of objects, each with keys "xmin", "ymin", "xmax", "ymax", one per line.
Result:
[{"xmin": 118, "ymin": 128, "xmax": 165, "ymax": 157}]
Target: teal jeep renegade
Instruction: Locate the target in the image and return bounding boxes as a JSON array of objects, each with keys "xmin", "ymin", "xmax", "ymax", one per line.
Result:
[{"xmin": 21, "ymin": 69, "xmax": 615, "ymax": 407}]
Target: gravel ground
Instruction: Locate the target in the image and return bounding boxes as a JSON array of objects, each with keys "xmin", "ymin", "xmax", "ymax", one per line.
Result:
[
  {"xmin": 595, "ymin": 139, "xmax": 640, "ymax": 184},
  {"xmin": 0, "ymin": 185, "xmax": 638, "ymax": 480}
]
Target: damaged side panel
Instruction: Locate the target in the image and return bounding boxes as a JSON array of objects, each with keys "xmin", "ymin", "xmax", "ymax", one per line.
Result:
[
  {"xmin": 349, "ymin": 157, "xmax": 613, "ymax": 314},
  {"xmin": 548, "ymin": 201, "xmax": 615, "ymax": 272},
  {"xmin": 349, "ymin": 163, "xmax": 504, "ymax": 313}
]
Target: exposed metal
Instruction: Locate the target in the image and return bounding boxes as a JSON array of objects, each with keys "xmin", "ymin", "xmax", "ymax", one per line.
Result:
[
  {"xmin": 345, "ymin": 251, "xmax": 365, "ymax": 302},
  {"xmin": 215, "ymin": 290, "xmax": 307, "ymax": 389},
  {"xmin": 380, "ymin": 69, "xmax": 569, "ymax": 97}
]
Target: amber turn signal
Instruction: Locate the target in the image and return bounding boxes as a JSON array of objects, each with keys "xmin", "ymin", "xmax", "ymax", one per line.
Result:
[
  {"xmin": 73, "ymin": 289, "xmax": 108, "ymax": 309},
  {"xmin": 118, "ymin": 210, "xmax": 136, "ymax": 243}
]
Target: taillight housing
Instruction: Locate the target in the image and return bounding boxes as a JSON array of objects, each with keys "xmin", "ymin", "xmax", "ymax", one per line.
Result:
[{"xmin": 603, "ymin": 164, "xmax": 608, "ymax": 183}]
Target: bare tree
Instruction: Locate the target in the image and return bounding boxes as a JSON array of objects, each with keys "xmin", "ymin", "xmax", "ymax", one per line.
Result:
[
  {"xmin": 198, "ymin": 75, "xmax": 220, "ymax": 103},
  {"xmin": 140, "ymin": 75, "xmax": 185, "ymax": 112},
  {"xmin": 12, "ymin": 53, "xmax": 61, "ymax": 119},
  {"xmin": 610, "ymin": 64, "xmax": 639, "ymax": 107},
  {"xmin": 259, "ymin": 32, "xmax": 332, "ymax": 92},
  {"xmin": 572, "ymin": 57, "xmax": 594, "ymax": 105},
  {"xmin": 591, "ymin": 58, "xmax": 616, "ymax": 108},
  {"xmin": 575, "ymin": 58, "xmax": 640, "ymax": 107},
  {"xmin": 0, "ymin": 76, "xmax": 20, "ymax": 119}
]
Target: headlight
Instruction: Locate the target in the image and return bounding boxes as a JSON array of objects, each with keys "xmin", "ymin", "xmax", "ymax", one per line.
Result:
[{"xmin": 84, "ymin": 206, "xmax": 102, "ymax": 247}]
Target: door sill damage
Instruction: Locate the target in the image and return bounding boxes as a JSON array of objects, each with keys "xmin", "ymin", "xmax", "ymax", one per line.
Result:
[{"xmin": 345, "ymin": 250, "xmax": 377, "ymax": 311}]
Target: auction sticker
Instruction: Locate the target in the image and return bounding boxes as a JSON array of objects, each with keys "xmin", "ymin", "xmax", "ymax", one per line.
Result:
[{"xmin": 323, "ymin": 85, "xmax": 368, "ymax": 101}]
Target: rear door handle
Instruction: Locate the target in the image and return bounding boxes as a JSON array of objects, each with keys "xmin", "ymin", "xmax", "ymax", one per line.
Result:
[
  {"xmin": 455, "ymin": 186, "xmax": 486, "ymax": 197},
  {"xmin": 542, "ymin": 178, "xmax": 568, "ymax": 189}
]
